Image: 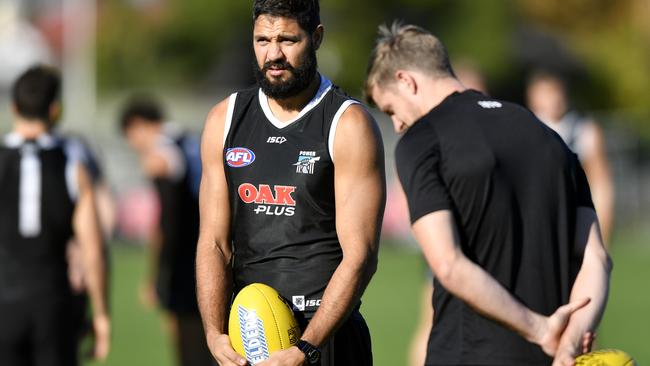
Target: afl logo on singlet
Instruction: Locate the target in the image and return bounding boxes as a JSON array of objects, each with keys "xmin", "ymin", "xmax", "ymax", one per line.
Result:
[{"xmin": 226, "ymin": 147, "xmax": 256, "ymax": 168}]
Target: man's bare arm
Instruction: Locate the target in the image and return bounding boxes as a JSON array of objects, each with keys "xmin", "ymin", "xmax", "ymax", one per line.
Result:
[
  {"xmin": 581, "ymin": 123, "xmax": 614, "ymax": 244},
  {"xmin": 300, "ymin": 105, "xmax": 386, "ymax": 346},
  {"xmin": 409, "ymin": 282, "xmax": 434, "ymax": 366},
  {"xmin": 139, "ymin": 226, "xmax": 162, "ymax": 308},
  {"xmin": 73, "ymin": 163, "xmax": 110, "ymax": 360},
  {"xmin": 138, "ymin": 144, "xmax": 178, "ymax": 308},
  {"xmin": 412, "ymin": 210, "xmax": 590, "ymax": 356},
  {"xmin": 195, "ymin": 98, "xmax": 246, "ymax": 366},
  {"xmin": 553, "ymin": 207, "xmax": 612, "ymax": 366}
]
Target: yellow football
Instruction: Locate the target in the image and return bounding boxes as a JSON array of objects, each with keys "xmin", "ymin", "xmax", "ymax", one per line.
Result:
[
  {"xmin": 228, "ymin": 283, "xmax": 302, "ymax": 365},
  {"xmin": 575, "ymin": 349, "xmax": 637, "ymax": 366}
]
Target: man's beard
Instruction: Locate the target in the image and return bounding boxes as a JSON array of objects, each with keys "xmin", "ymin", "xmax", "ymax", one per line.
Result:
[{"xmin": 254, "ymin": 46, "xmax": 318, "ymax": 100}]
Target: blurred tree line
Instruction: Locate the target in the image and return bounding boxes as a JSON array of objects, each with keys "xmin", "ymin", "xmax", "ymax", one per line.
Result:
[{"xmin": 97, "ymin": 0, "xmax": 649, "ymax": 134}]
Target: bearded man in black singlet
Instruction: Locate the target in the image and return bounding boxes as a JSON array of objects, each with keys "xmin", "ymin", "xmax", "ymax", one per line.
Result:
[{"xmin": 196, "ymin": 1, "xmax": 386, "ymax": 366}]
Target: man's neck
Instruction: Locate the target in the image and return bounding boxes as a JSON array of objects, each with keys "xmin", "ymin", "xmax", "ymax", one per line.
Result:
[
  {"xmin": 266, "ymin": 74, "xmax": 322, "ymax": 123},
  {"xmin": 417, "ymin": 77, "xmax": 466, "ymax": 118},
  {"xmin": 13, "ymin": 118, "xmax": 49, "ymax": 140}
]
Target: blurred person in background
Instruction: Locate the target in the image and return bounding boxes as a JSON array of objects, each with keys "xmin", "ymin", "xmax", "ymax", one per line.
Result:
[
  {"xmin": 196, "ymin": 0, "xmax": 385, "ymax": 365},
  {"xmin": 59, "ymin": 133, "xmax": 116, "ymax": 359},
  {"xmin": 366, "ymin": 22, "xmax": 611, "ymax": 366},
  {"xmin": 0, "ymin": 65, "xmax": 110, "ymax": 365},
  {"xmin": 408, "ymin": 59, "xmax": 490, "ymax": 366},
  {"xmin": 119, "ymin": 95, "xmax": 213, "ymax": 366},
  {"xmin": 526, "ymin": 71, "xmax": 615, "ymax": 244},
  {"xmin": 453, "ymin": 60, "xmax": 488, "ymax": 95}
]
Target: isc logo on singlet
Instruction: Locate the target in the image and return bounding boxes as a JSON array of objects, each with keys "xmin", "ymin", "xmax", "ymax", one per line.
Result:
[
  {"xmin": 266, "ymin": 136, "xmax": 287, "ymax": 144},
  {"xmin": 238, "ymin": 183, "xmax": 296, "ymax": 216},
  {"xmin": 291, "ymin": 296, "xmax": 322, "ymax": 311}
]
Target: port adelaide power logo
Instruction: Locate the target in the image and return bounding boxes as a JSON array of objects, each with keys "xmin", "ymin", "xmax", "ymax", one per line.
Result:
[
  {"xmin": 238, "ymin": 183, "xmax": 297, "ymax": 216},
  {"xmin": 293, "ymin": 151, "xmax": 320, "ymax": 174},
  {"xmin": 226, "ymin": 147, "xmax": 255, "ymax": 168}
]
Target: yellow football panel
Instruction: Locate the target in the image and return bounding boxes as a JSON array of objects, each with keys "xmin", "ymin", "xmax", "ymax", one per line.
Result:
[
  {"xmin": 228, "ymin": 315, "xmax": 245, "ymax": 357},
  {"xmin": 246, "ymin": 284, "xmax": 284, "ymax": 353},
  {"xmin": 575, "ymin": 349, "xmax": 636, "ymax": 366},
  {"xmin": 252, "ymin": 283, "xmax": 301, "ymax": 349}
]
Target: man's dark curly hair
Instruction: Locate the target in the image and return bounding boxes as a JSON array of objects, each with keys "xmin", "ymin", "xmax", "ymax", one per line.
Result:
[
  {"xmin": 253, "ymin": 0, "xmax": 320, "ymax": 34},
  {"xmin": 12, "ymin": 65, "xmax": 60, "ymax": 124},
  {"xmin": 119, "ymin": 94, "xmax": 165, "ymax": 133}
]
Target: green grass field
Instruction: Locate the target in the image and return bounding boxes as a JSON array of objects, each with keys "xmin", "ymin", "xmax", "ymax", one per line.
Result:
[{"xmin": 90, "ymin": 231, "xmax": 650, "ymax": 366}]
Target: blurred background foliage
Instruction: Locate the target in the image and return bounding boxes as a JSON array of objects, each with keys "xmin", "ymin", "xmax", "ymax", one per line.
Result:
[{"xmin": 97, "ymin": 0, "xmax": 650, "ymax": 133}]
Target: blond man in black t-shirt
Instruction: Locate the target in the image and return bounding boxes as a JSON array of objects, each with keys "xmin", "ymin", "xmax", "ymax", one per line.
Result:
[{"xmin": 365, "ymin": 22, "xmax": 612, "ymax": 366}]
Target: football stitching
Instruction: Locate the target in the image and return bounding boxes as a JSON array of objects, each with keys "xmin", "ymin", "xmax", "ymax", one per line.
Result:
[{"xmin": 253, "ymin": 284, "xmax": 286, "ymax": 350}]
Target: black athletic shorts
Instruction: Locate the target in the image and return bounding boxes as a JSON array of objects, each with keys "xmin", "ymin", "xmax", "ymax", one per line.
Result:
[
  {"xmin": 0, "ymin": 295, "xmax": 77, "ymax": 366},
  {"xmin": 300, "ymin": 311, "xmax": 373, "ymax": 366},
  {"xmin": 69, "ymin": 292, "xmax": 90, "ymax": 343}
]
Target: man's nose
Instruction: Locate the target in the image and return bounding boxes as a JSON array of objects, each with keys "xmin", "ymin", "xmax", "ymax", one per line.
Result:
[{"xmin": 267, "ymin": 41, "xmax": 284, "ymax": 62}]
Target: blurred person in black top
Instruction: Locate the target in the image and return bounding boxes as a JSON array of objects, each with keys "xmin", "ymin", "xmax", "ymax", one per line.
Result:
[
  {"xmin": 119, "ymin": 96, "xmax": 213, "ymax": 366},
  {"xmin": 60, "ymin": 133, "xmax": 116, "ymax": 358},
  {"xmin": 50, "ymin": 122, "xmax": 117, "ymax": 357},
  {"xmin": 365, "ymin": 23, "xmax": 612, "ymax": 366},
  {"xmin": 0, "ymin": 65, "xmax": 110, "ymax": 365},
  {"xmin": 196, "ymin": 1, "xmax": 386, "ymax": 365},
  {"xmin": 526, "ymin": 71, "xmax": 614, "ymax": 244}
]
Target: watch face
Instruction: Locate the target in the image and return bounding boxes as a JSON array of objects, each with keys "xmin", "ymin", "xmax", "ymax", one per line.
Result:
[
  {"xmin": 298, "ymin": 340, "xmax": 321, "ymax": 364},
  {"xmin": 307, "ymin": 349, "xmax": 320, "ymax": 363}
]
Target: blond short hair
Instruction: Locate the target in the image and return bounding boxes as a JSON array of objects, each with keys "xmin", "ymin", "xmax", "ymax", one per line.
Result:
[{"xmin": 365, "ymin": 21, "xmax": 454, "ymax": 104}]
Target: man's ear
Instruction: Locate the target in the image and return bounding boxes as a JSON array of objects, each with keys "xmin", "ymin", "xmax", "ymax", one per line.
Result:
[
  {"xmin": 49, "ymin": 102, "xmax": 62, "ymax": 125},
  {"xmin": 312, "ymin": 24, "xmax": 324, "ymax": 50},
  {"xmin": 395, "ymin": 70, "xmax": 418, "ymax": 95}
]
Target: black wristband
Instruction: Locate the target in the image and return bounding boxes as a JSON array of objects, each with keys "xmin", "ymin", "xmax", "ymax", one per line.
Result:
[{"xmin": 296, "ymin": 340, "xmax": 321, "ymax": 365}]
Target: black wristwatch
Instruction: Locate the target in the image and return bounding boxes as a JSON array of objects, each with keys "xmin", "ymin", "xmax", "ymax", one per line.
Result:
[{"xmin": 296, "ymin": 340, "xmax": 321, "ymax": 365}]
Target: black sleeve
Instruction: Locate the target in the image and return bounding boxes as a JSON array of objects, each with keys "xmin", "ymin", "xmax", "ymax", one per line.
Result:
[
  {"xmin": 572, "ymin": 153, "xmax": 594, "ymax": 208},
  {"xmin": 81, "ymin": 147, "xmax": 103, "ymax": 183},
  {"xmin": 395, "ymin": 129, "xmax": 453, "ymax": 224}
]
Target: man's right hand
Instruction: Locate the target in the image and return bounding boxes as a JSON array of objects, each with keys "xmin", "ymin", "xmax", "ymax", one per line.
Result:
[
  {"xmin": 92, "ymin": 313, "xmax": 111, "ymax": 361},
  {"xmin": 551, "ymin": 332, "xmax": 595, "ymax": 366},
  {"xmin": 534, "ymin": 297, "xmax": 591, "ymax": 356},
  {"xmin": 207, "ymin": 332, "xmax": 247, "ymax": 366}
]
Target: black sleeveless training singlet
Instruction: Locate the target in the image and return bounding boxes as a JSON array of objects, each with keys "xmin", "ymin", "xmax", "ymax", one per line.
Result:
[
  {"xmin": 0, "ymin": 133, "xmax": 75, "ymax": 302},
  {"xmin": 223, "ymin": 75, "xmax": 359, "ymax": 317}
]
